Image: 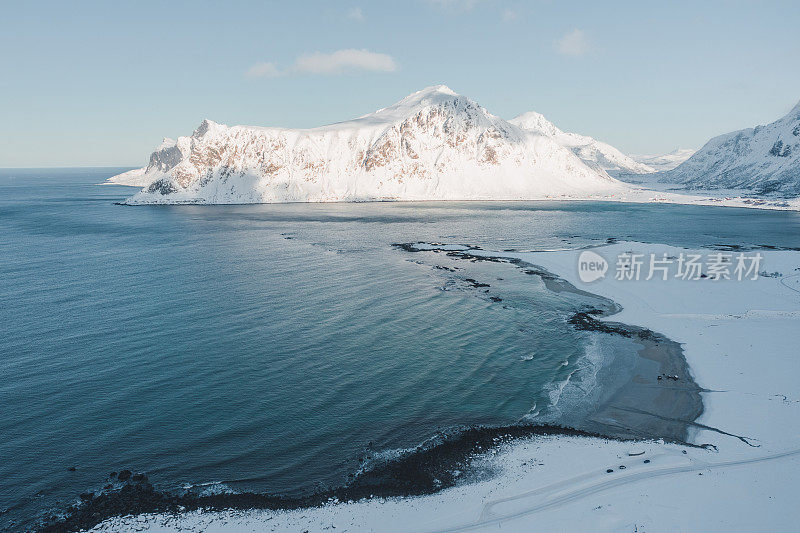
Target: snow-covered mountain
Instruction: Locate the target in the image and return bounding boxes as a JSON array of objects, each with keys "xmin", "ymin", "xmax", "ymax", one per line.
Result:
[
  {"xmin": 658, "ymin": 102, "xmax": 800, "ymax": 196},
  {"xmin": 630, "ymin": 149, "xmax": 695, "ymax": 172},
  {"xmin": 112, "ymin": 85, "xmax": 626, "ymax": 204},
  {"xmin": 106, "ymin": 138, "xmax": 180, "ymax": 187},
  {"xmin": 508, "ymin": 112, "xmax": 653, "ymax": 176}
]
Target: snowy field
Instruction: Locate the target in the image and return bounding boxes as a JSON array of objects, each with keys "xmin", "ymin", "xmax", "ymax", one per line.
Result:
[{"xmin": 92, "ymin": 242, "xmax": 800, "ymax": 532}]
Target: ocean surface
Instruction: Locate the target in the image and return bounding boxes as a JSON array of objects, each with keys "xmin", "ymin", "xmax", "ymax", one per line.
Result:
[{"xmin": 2, "ymin": 168, "xmax": 800, "ymax": 530}]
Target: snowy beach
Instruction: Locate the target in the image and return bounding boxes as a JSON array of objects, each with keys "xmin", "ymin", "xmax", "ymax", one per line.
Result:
[{"xmin": 89, "ymin": 241, "xmax": 800, "ymax": 532}]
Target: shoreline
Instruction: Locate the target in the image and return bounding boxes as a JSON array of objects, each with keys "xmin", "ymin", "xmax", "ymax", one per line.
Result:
[
  {"xmin": 102, "ymin": 169, "xmax": 800, "ymax": 212},
  {"xmin": 86, "ymin": 240, "xmax": 800, "ymax": 531},
  {"xmin": 400, "ymin": 242, "xmax": 705, "ymax": 443},
  {"xmin": 113, "ymin": 194, "xmax": 800, "ymax": 212},
  {"xmin": 568, "ymin": 313, "xmax": 704, "ymax": 442},
  {"xmin": 40, "ymin": 242, "xmax": 706, "ymax": 532},
  {"xmin": 40, "ymin": 426, "xmax": 622, "ymax": 533}
]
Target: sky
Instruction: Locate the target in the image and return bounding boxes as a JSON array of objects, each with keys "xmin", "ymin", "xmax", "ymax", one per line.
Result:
[{"xmin": 1, "ymin": 0, "xmax": 799, "ymax": 167}]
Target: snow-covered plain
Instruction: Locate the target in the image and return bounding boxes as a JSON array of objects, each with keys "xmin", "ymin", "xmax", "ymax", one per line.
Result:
[{"xmin": 93, "ymin": 242, "xmax": 800, "ymax": 532}]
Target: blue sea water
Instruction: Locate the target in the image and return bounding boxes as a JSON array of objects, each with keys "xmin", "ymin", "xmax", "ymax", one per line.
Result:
[{"xmin": 2, "ymin": 168, "xmax": 800, "ymax": 529}]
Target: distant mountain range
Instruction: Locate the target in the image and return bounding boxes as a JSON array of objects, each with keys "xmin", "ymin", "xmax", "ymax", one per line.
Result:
[
  {"xmin": 110, "ymin": 86, "xmax": 634, "ymax": 204},
  {"xmin": 629, "ymin": 149, "xmax": 695, "ymax": 172},
  {"xmin": 109, "ymin": 87, "xmax": 800, "ymax": 204},
  {"xmin": 658, "ymin": 102, "xmax": 800, "ymax": 196}
]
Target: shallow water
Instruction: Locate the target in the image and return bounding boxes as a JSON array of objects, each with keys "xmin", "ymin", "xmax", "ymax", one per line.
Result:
[{"xmin": 2, "ymin": 168, "xmax": 800, "ymax": 529}]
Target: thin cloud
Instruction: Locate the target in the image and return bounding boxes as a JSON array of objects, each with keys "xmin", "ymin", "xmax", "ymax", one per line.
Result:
[
  {"xmin": 245, "ymin": 62, "xmax": 281, "ymax": 78},
  {"xmin": 245, "ymin": 49, "xmax": 397, "ymax": 78},
  {"xmin": 501, "ymin": 8, "xmax": 516, "ymax": 22},
  {"xmin": 425, "ymin": 0, "xmax": 484, "ymax": 11},
  {"xmin": 347, "ymin": 7, "xmax": 365, "ymax": 21},
  {"xmin": 293, "ymin": 49, "xmax": 397, "ymax": 75},
  {"xmin": 556, "ymin": 29, "xmax": 590, "ymax": 57}
]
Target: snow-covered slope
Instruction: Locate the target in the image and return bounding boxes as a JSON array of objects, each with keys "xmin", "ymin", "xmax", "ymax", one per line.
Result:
[
  {"xmin": 509, "ymin": 111, "xmax": 654, "ymax": 176},
  {"xmin": 112, "ymin": 86, "xmax": 626, "ymax": 204},
  {"xmin": 658, "ymin": 102, "xmax": 800, "ymax": 196},
  {"xmin": 630, "ymin": 148, "xmax": 695, "ymax": 172},
  {"xmin": 105, "ymin": 139, "xmax": 180, "ymax": 187}
]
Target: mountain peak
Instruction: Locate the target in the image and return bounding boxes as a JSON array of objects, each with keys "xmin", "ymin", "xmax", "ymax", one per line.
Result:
[
  {"xmin": 510, "ymin": 111, "xmax": 561, "ymax": 137},
  {"xmin": 417, "ymin": 84, "xmax": 457, "ymax": 96},
  {"xmin": 157, "ymin": 138, "xmax": 177, "ymax": 150},
  {"xmin": 193, "ymin": 119, "xmax": 223, "ymax": 138},
  {"xmin": 511, "ymin": 111, "xmax": 654, "ymax": 175},
  {"xmin": 344, "ymin": 85, "xmax": 476, "ymax": 128},
  {"xmin": 388, "ymin": 84, "xmax": 462, "ymax": 110}
]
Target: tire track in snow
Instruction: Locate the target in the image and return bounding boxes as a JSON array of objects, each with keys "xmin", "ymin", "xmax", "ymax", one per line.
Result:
[{"xmin": 428, "ymin": 447, "xmax": 800, "ymax": 532}]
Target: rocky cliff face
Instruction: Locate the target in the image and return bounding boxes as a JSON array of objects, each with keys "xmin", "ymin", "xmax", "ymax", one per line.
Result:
[{"xmin": 112, "ymin": 86, "xmax": 625, "ymax": 204}]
